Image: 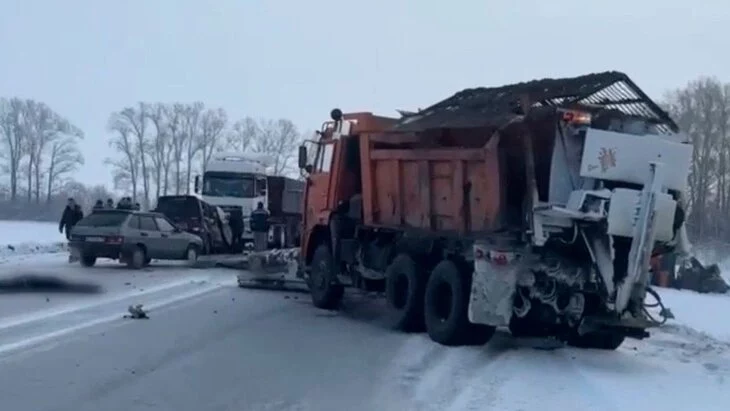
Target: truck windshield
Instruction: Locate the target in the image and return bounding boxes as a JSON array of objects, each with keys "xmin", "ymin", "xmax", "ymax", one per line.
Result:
[{"xmin": 202, "ymin": 172, "xmax": 255, "ymax": 198}]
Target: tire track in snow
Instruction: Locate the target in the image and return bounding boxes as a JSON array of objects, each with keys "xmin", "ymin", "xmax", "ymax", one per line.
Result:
[
  {"xmin": 370, "ymin": 333, "xmax": 514, "ymax": 411},
  {"xmin": 448, "ymin": 347, "xmax": 619, "ymax": 411}
]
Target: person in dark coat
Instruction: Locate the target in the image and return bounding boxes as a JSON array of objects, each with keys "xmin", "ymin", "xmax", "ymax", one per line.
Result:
[
  {"xmin": 134, "ymin": 202, "xmax": 141, "ymax": 211},
  {"xmin": 93, "ymin": 200, "xmax": 104, "ymax": 211},
  {"xmin": 116, "ymin": 197, "xmax": 134, "ymax": 210},
  {"xmin": 228, "ymin": 210, "xmax": 244, "ymax": 252},
  {"xmin": 250, "ymin": 202, "xmax": 270, "ymax": 252},
  {"xmin": 59, "ymin": 198, "xmax": 84, "ymax": 240},
  {"xmin": 105, "ymin": 198, "xmax": 115, "ymax": 209}
]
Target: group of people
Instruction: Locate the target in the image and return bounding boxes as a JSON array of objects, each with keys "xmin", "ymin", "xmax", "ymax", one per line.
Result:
[
  {"xmin": 59, "ymin": 196, "xmax": 143, "ymax": 240},
  {"xmin": 92, "ymin": 197, "xmax": 140, "ymax": 211}
]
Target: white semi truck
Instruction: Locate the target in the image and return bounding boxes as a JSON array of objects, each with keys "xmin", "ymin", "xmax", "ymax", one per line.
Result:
[{"xmin": 194, "ymin": 152, "xmax": 304, "ymax": 250}]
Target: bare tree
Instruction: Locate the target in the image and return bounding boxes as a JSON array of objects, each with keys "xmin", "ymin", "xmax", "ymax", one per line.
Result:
[
  {"xmin": 147, "ymin": 103, "xmax": 169, "ymax": 199},
  {"xmin": 664, "ymin": 77, "xmax": 730, "ymax": 240},
  {"xmin": 226, "ymin": 117, "xmax": 258, "ymax": 152},
  {"xmin": 198, "ymin": 107, "xmax": 228, "ymax": 172},
  {"xmin": 107, "ymin": 114, "xmax": 140, "ymax": 200},
  {"xmin": 163, "ymin": 103, "xmax": 186, "ymax": 194},
  {"xmin": 21, "ymin": 100, "xmax": 84, "ymax": 203},
  {"xmin": 251, "ymin": 118, "xmax": 301, "ymax": 175},
  {"xmin": 115, "ymin": 103, "xmax": 151, "ymax": 208},
  {"xmin": 46, "ymin": 137, "xmax": 83, "ymax": 202},
  {"xmin": 181, "ymin": 102, "xmax": 204, "ymax": 194},
  {"xmin": 0, "ymin": 98, "xmax": 27, "ymax": 201}
]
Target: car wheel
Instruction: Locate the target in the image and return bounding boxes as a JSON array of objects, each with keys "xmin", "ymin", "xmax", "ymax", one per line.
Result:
[
  {"xmin": 80, "ymin": 254, "xmax": 97, "ymax": 267},
  {"xmin": 186, "ymin": 244, "xmax": 200, "ymax": 266},
  {"xmin": 126, "ymin": 246, "xmax": 146, "ymax": 270}
]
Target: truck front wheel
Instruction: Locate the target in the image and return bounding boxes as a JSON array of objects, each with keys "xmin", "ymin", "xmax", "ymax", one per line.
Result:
[
  {"xmin": 424, "ymin": 260, "xmax": 495, "ymax": 346},
  {"xmin": 309, "ymin": 244, "xmax": 344, "ymax": 310},
  {"xmin": 385, "ymin": 253, "xmax": 425, "ymax": 331}
]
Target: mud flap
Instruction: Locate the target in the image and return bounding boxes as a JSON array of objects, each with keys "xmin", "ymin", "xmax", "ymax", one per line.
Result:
[{"xmin": 468, "ymin": 242, "xmax": 521, "ymax": 327}]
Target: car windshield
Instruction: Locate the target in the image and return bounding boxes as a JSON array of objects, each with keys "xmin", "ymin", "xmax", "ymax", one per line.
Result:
[
  {"xmin": 202, "ymin": 172, "xmax": 255, "ymax": 198},
  {"xmin": 155, "ymin": 197, "xmax": 200, "ymax": 221},
  {"xmin": 76, "ymin": 212, "xmax": 129, "ymax": 227}
]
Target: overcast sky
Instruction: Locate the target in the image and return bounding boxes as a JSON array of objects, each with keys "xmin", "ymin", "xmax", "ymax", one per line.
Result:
[{"xmin": 1, "ymin": 0, "xmax": 728, "ymax": 187}]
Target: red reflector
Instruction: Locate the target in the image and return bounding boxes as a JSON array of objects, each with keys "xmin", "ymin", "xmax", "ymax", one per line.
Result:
[{"xmin": 493, "ymin": 255, "xmax": 508, "ymax": 265}]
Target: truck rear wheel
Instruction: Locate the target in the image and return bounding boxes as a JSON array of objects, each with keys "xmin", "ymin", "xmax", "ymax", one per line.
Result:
[
  {"xmin": 424, "ymin": 260, "xmax": 495, "ymax": 346},
  {"xmin": 385, "ymin": 253, "xmax": 425, "ymax": 331},
  {"xmin": 309, "ymin": 244, "xmax": 344, "ymax": 310}
]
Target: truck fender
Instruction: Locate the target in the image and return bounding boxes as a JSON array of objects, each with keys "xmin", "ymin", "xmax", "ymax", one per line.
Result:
[{"xmin": 467, "ymin": 242, "xmax": 523, "ymax": 327}]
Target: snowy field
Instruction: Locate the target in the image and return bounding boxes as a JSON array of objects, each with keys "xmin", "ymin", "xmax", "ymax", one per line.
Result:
[
  {"xmin": 0, "ymin": 220, "xmax": 67, "ymax": 262},
  {"xmin": 0, "ymin": 219, "xmax": 729, "ymax": 410}
]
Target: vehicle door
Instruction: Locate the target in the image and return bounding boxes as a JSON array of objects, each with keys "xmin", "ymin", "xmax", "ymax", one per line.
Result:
[
  {"xmin": 302, "ymin": 138, "xmax": 336, "ymax": 253},
  {"xmin": 137, "ymin": 215, "xmax": 164, "ymax": 258},
  {"xmin": 155, "ymin": 216, "xmax": 187, "ymax": 259},
  {"xmin": 202, "ymin": 202, "xmax": 223, "ymax": 246}
]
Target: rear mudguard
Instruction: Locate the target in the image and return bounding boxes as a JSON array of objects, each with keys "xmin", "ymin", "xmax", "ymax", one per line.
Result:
[{"xmin": 468, "ymin": 242, "xmax": 527, "ymax": 327}]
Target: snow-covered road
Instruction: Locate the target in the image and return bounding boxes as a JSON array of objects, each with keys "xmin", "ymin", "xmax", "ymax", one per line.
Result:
[{"xmin": 0, "ymin": 220, "xmax": 729, "ymax": 410}]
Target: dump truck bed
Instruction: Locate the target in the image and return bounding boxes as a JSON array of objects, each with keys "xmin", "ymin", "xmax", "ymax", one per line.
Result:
[{"xmin": 361, "ymin": 134, "xmax": 503, "ymax": 234}]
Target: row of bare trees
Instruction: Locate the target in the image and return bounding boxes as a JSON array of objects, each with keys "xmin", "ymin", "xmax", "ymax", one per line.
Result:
[
  {"xmin": 106, "ymin": 102, "xmax": 303, "ymax": 209},
  {"xmin": 665, "ymin": 77, "xmax": 730, "ymax": 242},
  {"xmin": 0, "ymin": 98, "xmax": 84, "ymax": 204}
]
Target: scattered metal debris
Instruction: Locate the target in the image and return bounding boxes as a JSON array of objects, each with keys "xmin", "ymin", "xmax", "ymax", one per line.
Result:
[{"xmin": 124, "ymin": 304, "xmax": 149, "ymax": 319}]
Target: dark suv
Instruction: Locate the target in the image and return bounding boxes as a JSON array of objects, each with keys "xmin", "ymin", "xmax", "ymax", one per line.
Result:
[{"xmin": 154, "ymin": 195, "xmax": 232, "ymax": 254}]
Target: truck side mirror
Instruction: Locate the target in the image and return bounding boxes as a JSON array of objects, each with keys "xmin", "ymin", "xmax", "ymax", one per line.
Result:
[
  {"xmin": 194, "ymin": 175, "xmax": 200, "ymax": 193},
  {"xmin": 298, "ymin": 145, "xmax": 307, "ymax": 169}
]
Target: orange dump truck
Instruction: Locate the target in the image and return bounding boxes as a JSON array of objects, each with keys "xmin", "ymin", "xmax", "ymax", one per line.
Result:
[{"xmin": 296, "ymin": 71, "xmax": 693, "ymax": 349}]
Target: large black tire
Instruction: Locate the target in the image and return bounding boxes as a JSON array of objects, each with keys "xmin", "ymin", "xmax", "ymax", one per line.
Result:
[
  {"xmin": 80, "ymin": 254, "xmax": 97, "ymax": 267},
  {"xmin": 385, "ymin": 253, "xmax": 425, "ymax": 331},
  {"xmin": 567, "ymin": 332, "xmax": 625, "ymax": 350},
  {"xmin": 424, "ymin": 260, "xmax": 495, "ymax": 346},
  {"xmin": 127, "ymin": 246, "xmax": 146, "ymax": 270},
  {"xmin": 308, "ymin": 244, "xmax": 344, "ymax": 310}
]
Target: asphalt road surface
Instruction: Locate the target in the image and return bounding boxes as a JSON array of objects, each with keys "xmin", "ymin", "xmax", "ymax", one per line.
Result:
[
  {"xmin": 0, "ymin": 281, "xmax": 431, "ymax": 411},
  {"xmin": 2, "ymin": 257, "xmax": 730, "ymax": 411}
]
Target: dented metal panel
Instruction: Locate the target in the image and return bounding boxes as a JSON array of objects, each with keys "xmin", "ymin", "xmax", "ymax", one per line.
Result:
[
  {"xmin": 392, "ymin": 71, "xmax": 677, "ymax": 134},
  {"xmin": 579, "ymin": 128, "xmax": 692, "ymax": 192},
  {"xmin": 468, "ymin": 242, "xmax": 522, "ymax": 327}
]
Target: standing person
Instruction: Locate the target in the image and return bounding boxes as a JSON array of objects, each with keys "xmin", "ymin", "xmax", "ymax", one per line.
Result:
[
  {"xmin": 93, "ymin": 199, "xmax": 104, "ymax": 211},
  {"xmin": 59, "ymin": 198, "xmax": 84, "ymax": 240},
  {"xmin": 229, "ymin": 211, "xmax": 244, "ymax": 252},
  {"xmin": 105, "ymin": 198, "xmax": 115, "ymax": 209},
  {"xmin": 250, "ymin": 202, "xmax": 270, "ymax": 252}
]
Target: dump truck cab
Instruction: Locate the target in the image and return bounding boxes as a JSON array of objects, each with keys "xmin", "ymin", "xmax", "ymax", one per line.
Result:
[
  {"xmin": 297, "ymin": 72, "xmax": 693, "ymax": 350},
  {"xmin": 297, "ymin": 110, "xmax": 398, "ymax": 269}
]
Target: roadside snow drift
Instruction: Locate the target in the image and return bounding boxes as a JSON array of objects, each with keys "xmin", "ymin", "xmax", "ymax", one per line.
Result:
[{"xmin": 0, "ymin": 221, "xmax": 67, "ymax": 262}]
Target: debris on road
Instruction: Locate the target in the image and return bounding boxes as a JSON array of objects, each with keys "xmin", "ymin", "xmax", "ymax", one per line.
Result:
[{"xmin": 124, "ymin": 304, "xmax": 149, "ymax": 319}]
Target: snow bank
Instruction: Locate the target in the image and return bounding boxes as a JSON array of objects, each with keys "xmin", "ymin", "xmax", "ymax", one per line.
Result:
[{"xmin": 0, "ymin": 221, "xmax": 68, "ymax": 262}]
